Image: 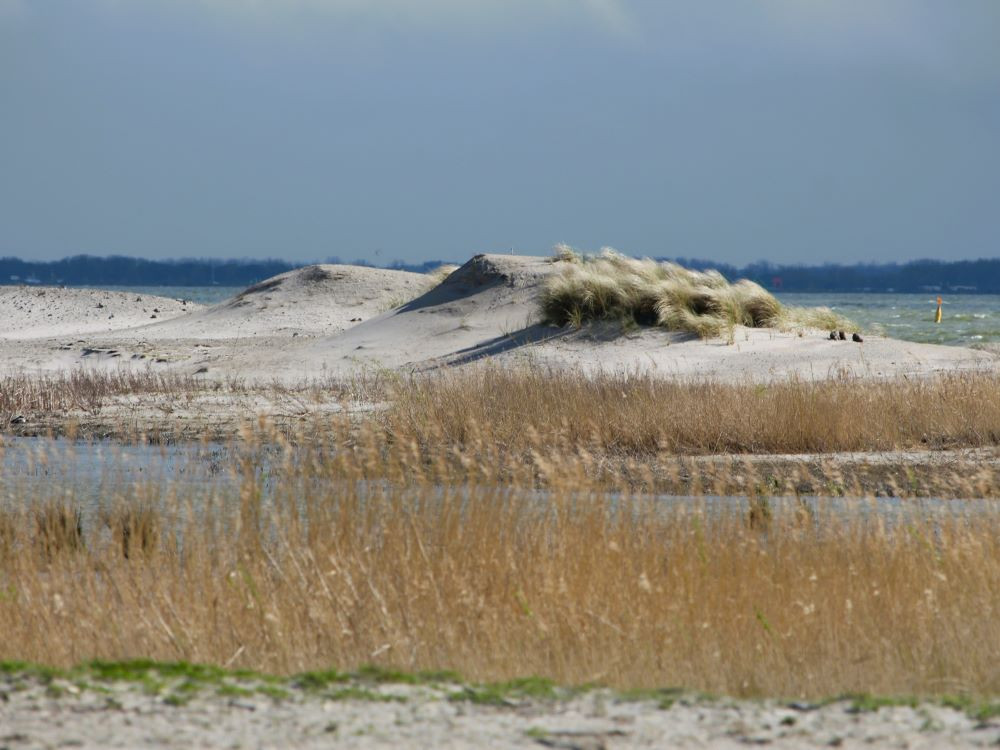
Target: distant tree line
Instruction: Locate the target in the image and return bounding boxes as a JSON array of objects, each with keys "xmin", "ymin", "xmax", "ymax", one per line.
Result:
[
  {"xmin": 0, "ymin": 255, "xmax": 450, "ymax": 287},
  {"xmin": 2, "ymin": 253, "xmax": 999, "ymax": 293},
  {"xmin": 663, "ymin": 257, "xmax": 1000, "ymax": 294}
]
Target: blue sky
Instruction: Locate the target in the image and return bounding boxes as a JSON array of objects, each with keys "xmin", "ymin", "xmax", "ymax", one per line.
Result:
[{"xmin": 2, "ymin": 1, "xmax": 998, "ymax": 265}]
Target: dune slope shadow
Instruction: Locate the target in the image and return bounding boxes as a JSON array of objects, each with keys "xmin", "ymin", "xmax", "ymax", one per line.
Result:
[
  {"xmin": 424, "ymin": 323, "xmax": 569, "ymax": 369},
  {"xmin": 281, "ymin": 254, "xmax": 570, "ymax": 374},
  {"xmin": 395, "ymin": 253, "xmax": 532, "ymax": 313}
]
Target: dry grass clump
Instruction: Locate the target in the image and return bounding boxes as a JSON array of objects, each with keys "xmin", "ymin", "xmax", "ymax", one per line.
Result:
[
  {"xmin": 541, "ymin": 247, "xmax": 853, "ymax": 338},
  {"xmin": 0, "ymin": 423, "xmax": 998, "ymax": 698},
  {"xmin": 0, "ymin": 370, "xmax": 205, "ymax": 421},
  {"xmin": 102, "ymin": 503, "xmax": 159, "ymax": 559},
  {"xmin": 0, "ymin": 370, "xmax": 349, "ymax": 439},
  {"xmin": 33, "ymin": 503, "xmax": 84, "ymax": 561}
]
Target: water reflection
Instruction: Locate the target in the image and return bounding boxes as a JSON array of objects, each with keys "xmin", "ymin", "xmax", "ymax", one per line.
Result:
[{"xmin": 2, "ymin": 437, "xmax": 996, "ymax": 533}]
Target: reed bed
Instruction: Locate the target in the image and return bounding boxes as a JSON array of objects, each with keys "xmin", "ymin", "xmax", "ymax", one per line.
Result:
[
  {"xmin": 541, "ymin": 247, "xmax": 854, "ymax": 337},
  {"xmin": 6, "ymin": 367, "xmax": 1000, "ymax": 463},
  {"xmin": 0, "ymin": 371, "xmax": 212, "ymax": 420},
  {"xmin": 0, "ymin": 370, "xmax": 345, "ymax": 432},
  {"xmin": 380, "ymin": 366, "xmax": 1000, "ymax": 457},
  {"xmin": 1, "ymin": 422, "xmax": 999, "ymax": 698}
]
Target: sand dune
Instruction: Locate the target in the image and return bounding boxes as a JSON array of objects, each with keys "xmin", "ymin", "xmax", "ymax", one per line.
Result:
[
  {"xmin": 0, "ymin": 286, "xmax": 200, "ymax": 340},
  {"xmin": 242, "ymin": 253, "xmax": 995, "ymax": 381},
  {"xmin": 133, "ymin": 264, "xmax": 436, "ymax": 340},
  {"xmin": 0, "ymin": 255, "xmax": 995, "ymax": 382},
  {"xmin": 293, "ymin": 253, "xmax": 560, "ymax": 372}
]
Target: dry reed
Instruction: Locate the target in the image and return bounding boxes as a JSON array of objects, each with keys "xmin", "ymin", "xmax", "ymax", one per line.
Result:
[
  {"xmin": 0, "ymin": 371, "xmax": 207, "ymax": 420},
  {"xmin": 380, "ymin": 366, "xmax": 1000, "ymax": 457},
  {"xmin": 1, "ymin": 421, "xmax": 998, "ymax": 699},
  {"xmin": 7, "ymin": 367, "xmax": 1000, "ymax": 476},
  {"xmin": 0, "ymin": 370, "xmax": 348, "ymax": 438}
]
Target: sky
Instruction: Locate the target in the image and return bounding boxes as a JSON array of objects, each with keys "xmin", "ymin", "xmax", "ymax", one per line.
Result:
[{"xmin": 1, "ymin": 1, "xmax": 998, "ymax": 266}]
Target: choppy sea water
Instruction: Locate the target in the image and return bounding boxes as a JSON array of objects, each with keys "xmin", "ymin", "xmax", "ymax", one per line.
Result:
[{"xmin": 778, "ymin": 293, "xmax": 1000, "ymax": 348}]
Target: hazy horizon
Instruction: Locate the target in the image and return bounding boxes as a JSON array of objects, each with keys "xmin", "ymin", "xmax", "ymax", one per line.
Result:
[
  {"xmin": 9, "ymin": 249, "xmax": 1000, "ymax": 272},
  {"xmin": 2, "ymin": 1, "xmax": 998, "ymax": 266}
]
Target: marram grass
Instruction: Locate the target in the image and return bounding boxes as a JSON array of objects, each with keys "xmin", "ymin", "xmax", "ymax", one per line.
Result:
[{"xmin": 541, "ymin": 246, "xmax": 855, "ymax": 338}]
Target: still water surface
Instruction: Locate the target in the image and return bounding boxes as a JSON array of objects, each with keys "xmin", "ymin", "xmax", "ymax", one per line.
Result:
[{"xmin": 2, "ymin": 437, "xmax": 995, "ymax": 525}]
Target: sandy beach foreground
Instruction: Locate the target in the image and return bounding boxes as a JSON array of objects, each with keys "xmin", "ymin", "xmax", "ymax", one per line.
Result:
[
  {"xmin": 2, "ymin": 672, "xmax": 998, "ymax": 749},
  {"xmin": 0, "ymin": 254, "xmax": 994, "ymax": 384}
]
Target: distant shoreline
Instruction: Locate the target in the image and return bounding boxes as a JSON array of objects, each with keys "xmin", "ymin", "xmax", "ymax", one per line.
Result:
[
  {"xmin": 4, "ymin": 253, "xmax": 1000, "ymax": 293},
  {"xmin": 6, "ymin": 281, "xmax": 996, "ymax": 296}
]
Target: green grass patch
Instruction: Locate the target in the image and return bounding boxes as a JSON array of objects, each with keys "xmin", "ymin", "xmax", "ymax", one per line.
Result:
[
  {"xmin": 0, "ymin": 661, "xmax": 64, "ymax": 682},
  {"xmin": 0, "ymin": 661, "xmax": 997, "ymax": 723},
  {"xmin": 256, "ymin": 685, "xmax": 292, "ymax": 701},
  {"xmin": 325, "ymin": 686, "xmax": 405, "ymax": 703},
  {"xmin": 449, "ymin": 676, "xmax": 558, "ymax": 706},
  {"xmin": 616, "ymin": 687, "xmax": 686, "ymax": 710},
  {"xmin": 940, "ymin": 695, "xmax": 1000, "ymax": 722},
  {"xmin": 294, "ymin": 664, "xmax": 461, "ymax": 690},
  {"xmin": 843, "ymin": 693, "xmax": 919, "ymax": 713},
  {"xmin": 216, "ymin": 684, "xmax": 255, "ymax": 699},
  {"xmin": 293, "ymin": 669, "xmax": 350, "ymax": 690},
  {"xmin": 85, "ymin": 659, "xmax": 226, "ymax": 684}
]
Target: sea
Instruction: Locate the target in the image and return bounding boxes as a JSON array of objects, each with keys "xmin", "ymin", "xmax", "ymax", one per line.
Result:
[
  {"xmin": 82, "ymin": 285, "xmax": 1000, "ymax": 349},
  {"xmin": 777, "ymin": 292, "xmax": 1000, "ymax": 348}
]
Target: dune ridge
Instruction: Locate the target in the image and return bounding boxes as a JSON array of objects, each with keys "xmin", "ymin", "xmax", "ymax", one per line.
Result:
[
  {"xmin": 0, "ymin": 253, "xmax": 994, "ymax": 382},
  {"xmin": 133, "ymin": 264, "xmax": 435, "ymax": 340}
]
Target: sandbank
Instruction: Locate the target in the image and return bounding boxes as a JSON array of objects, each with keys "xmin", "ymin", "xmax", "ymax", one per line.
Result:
[{"xmin": 0, "ymin": 255, "xmax": 994, "ymax": 383}]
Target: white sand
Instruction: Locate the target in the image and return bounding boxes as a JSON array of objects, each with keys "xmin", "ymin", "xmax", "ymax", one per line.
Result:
[
  {"xmin": 234, "ymin": 254, "xmax": 998, "ymax": 382},
  {"xmin": 0, "ymin": 286, "xmax": 200, "ymax": 340},
  {"xmin": 0, "ymin": 255, "xmax": 995, "ymax": 382},
  {"xmin": 135, "ymin": 264, "xmax": 436, "ymax": 340},
  {"xmin": 1, "ymin": 676, "xmax": 997, "ymax": 749}
]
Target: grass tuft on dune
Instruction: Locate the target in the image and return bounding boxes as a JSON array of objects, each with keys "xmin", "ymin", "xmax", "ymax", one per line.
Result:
[
  {"xmin": 541, "ymin": 246, "xmax": 855, "ymax": 338},
  {"xmin": 425, "ymin": 263, "xmax": 460, "ymax": 285}
]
